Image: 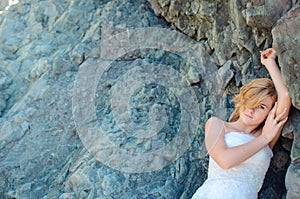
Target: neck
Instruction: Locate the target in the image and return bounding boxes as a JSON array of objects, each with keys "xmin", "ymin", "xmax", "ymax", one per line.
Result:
[{"xmin": 230, "ymin": 119, "xmax": 258, "ymax": 134}]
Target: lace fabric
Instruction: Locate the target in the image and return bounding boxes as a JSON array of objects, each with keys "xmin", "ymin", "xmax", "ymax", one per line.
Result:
[{"xmin": 192, "ymin": 132, "xmax": 273, "ymax": 199}]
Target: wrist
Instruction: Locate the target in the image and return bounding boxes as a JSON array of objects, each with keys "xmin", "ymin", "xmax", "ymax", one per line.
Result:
[
  {"xmin": 259, "ymin": 134, "xmax": 272, "ymax": 144},
  {"xmin": 263, "ymin": 59, "xmax": 277, "ymax": 68}
]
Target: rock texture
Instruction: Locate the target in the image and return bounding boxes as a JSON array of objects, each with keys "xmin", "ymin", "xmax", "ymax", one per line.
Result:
[
  {"xmin": 0, "ymin": 0, "xmax": 299, "ymax": 198},
  {"xmin": 148, "ymin": 0, "xmax": 300, "ymax": 198}
]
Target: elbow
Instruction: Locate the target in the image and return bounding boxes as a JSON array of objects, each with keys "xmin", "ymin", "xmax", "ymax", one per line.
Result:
[
  {"xmin": 211, "ymin": 152, "xmax": 237, "ymax": 170},
  {"xmin": 277, "ymin": 93, "xmax": 292, "ymax": 111},
  {"xmin": 219, "ymin": 163, "xmax": 233, "ymax": 170},
  {"xmin": 280, "ymin": 92, "xmax": 291, "ymax": 102},
  {"xmin": 284, "ymin": 92, "xmax": 291, "ymax": 100}
]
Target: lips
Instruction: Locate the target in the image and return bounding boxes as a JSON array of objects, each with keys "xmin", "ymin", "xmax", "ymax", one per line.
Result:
[{"xmin": 244, "ymin": 113, "xmax": 253, "ymax": 119}]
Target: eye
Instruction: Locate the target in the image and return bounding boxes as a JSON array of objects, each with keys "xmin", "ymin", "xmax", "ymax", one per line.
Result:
[{"xmin": 259, "ymin": 105, "xmax": 265, "ymax": 110}]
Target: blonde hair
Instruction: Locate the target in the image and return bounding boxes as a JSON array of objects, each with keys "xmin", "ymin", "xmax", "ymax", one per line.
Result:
[{"xmin": 229, "ymin": 78, "xmax": 277, "ymax": 122}]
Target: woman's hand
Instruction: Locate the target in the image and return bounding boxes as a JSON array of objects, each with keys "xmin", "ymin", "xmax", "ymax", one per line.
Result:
[
  {"xmin": 260, "ymin": 48, "xmax": 276, "ymax": 67},
  {"xmin": 261, "ymin": 102, "xmax": 288, "ymax": 142}
]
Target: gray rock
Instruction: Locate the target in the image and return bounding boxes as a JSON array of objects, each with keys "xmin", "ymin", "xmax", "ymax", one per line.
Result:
[
  {"xmin": 272, "ymin": 3, "xmax": 300, "ymax": 110},
  {"xmin": 0, "ymin": 0, "xmax": 299, "ymax": 198},
  {"xmin": 148, "ymin": 0, "xmax": 300, "ymax": 198},
  {"xmin": 285, "ymin": 162, "xmax": 300, "ymax": 199}
]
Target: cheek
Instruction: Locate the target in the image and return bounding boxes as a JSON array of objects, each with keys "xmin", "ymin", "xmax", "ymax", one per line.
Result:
[
  {"xmin": 260, "ymin": 110, "xmax": 270, "ymax": 119},
  {"xmin": 254, "ymin": 108, "xmax": 268, "ymax": 119}
]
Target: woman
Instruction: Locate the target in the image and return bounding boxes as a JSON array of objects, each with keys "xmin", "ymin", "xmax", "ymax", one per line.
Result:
[{"xmin": 192, "ymin": 48, "xmax": 291, "ymax": 199}]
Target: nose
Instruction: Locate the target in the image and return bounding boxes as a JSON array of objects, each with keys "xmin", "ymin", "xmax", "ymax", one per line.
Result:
[{"xmin": 247, "ymin": 108, "xmax": 255, "ymax": 114}]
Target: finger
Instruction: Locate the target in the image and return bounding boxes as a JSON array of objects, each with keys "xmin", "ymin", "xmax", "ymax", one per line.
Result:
[
  {"xmin": 274, "ymin": 102, "xmax": 278, "ymax": 109},
  {"xmin": 266, "ymin": 103, "xmax": 278, "ymax": 123},
  {"xmin": 276, "ymin": 108, "xmax": 287, "ymax": 119},
  {"xmin": 271, "ymin": 102, "xmax": 278, "ymax": 116},
  {"xmin": 265, "ymin": 50, "xmax": 270, "ymax": 57},
  {"xmin": 265, "ymin": 102, "xmax": 277, "ymax": 122},
  {"xmin": 277, "ymin": 116, "xmax": 288, "ymax": 126},
  {"xmin": 260, "ymin": 49, "xmax": 270, "ymax": 58},
  {"xmin": 260, "ymin": 51, "xmax": 267, "ymax": 59},
  {"xmin": 270, "ymin": 48, "xmax": 276, "ymax": 55},
  {"xmin": 267, "ymin": 48, "xmax": 276, "ymax": 59},
  {"xmin": 261, "ymin": 48, "xmax": 276, "ymax": 59}
]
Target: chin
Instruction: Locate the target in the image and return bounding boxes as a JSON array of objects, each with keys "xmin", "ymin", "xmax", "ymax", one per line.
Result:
[{"xmin": 241, "ymin": 115, "xmax": 258, "ymax": 125}]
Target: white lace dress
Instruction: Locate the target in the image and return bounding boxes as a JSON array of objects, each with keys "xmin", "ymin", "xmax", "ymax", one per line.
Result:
[{"xmin": 192, "ymin": 132, "xmax": 273, "ymax": 199}]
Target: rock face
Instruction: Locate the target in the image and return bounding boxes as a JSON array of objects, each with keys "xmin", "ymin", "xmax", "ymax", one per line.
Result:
[
  {"xmin": 0, "ymin": 0, "xmax": 299, "ymax": 198},
  {"xmin": 148, "ymin": 0, "xmax": 300, "ymax": 198}
]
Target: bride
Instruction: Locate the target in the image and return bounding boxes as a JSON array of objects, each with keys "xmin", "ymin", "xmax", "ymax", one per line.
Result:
[{"xmin": 192, "ymin": 48, "xmax": 291, "ymax": 199}]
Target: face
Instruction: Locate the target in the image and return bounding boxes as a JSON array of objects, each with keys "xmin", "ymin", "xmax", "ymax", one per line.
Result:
[{"xmin": 239, "ymin": 97, "xmax": 274, "ymax": 126}]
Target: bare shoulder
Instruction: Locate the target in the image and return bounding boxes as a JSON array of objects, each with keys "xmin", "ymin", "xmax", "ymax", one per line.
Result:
[
  {"xmin": 205, "ymin": 116, "xmax": 225, "ymax": 135},
  {"xmin": 205, "ymin": 116, "xmax": 226, "ymax": 155},
  {"xmin": 206, "ymin": 116, "xmax": 224, "ymax": 127}
]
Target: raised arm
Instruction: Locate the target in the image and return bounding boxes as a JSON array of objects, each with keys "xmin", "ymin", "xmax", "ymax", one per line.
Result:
[{"xmin": 260, "ymin": 48, "xmax": 292, "ymax": 149}]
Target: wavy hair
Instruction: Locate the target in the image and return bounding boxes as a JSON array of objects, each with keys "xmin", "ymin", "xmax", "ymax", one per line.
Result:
[{"xmin": 229, "ymin": 78, "xmax": 277, "ymax": 122}]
